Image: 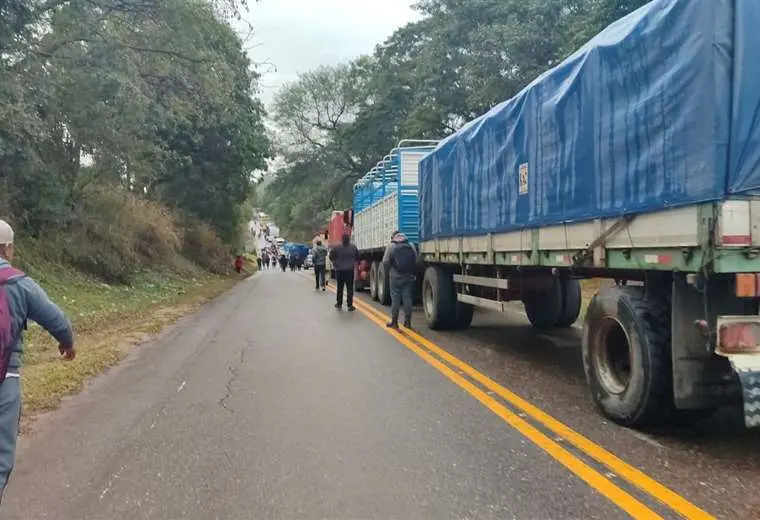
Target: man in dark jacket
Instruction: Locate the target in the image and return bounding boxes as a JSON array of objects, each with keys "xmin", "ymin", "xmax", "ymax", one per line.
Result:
[
  {"xmin": 311, "ymin": 240, "xmax": 328, "ymax": 291},
  {"xmin": 329, "ymin": 234, "xmax": 359, "ymax": 311},
  {"xmin": 382, "ymin": 231, "xmax": 418, "ymax": 329},
  {"xmin": 0, "ymin": 220, "xmax": 74, "ymax": 503}
]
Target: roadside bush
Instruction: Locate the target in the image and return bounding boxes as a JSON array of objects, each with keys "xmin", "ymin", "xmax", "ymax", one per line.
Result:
[
  {"xmin": 7, "ymin": 183, "xmax": 234, "ymax": 283},
  {"xmin": 182, "ymin": 218, "xmax": 232, "ymax": 274},
  {"xmin": 55, "ymin": 186, "xmax": 182, "ymax": 283}
]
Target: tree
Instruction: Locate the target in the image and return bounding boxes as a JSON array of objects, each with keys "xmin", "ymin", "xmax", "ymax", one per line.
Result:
[
  {"xmin": 264, "ymin": 64, "xmax": 379, "ymax": 238},
  {"xmin": 1, "ymin": 0, "xmax": 271, "ymax": 243},
  {"xmin": 259, "ymin": 0, "xmax": 653, "ymax": 239}
]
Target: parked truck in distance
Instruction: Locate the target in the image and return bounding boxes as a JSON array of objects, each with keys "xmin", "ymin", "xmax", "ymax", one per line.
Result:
[{"xmin": 351, "ymin": 0, "xmax": 760, "ymax": 430}]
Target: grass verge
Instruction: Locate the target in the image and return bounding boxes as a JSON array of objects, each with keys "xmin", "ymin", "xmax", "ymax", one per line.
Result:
[{"xmin": 18, "ymin": 259, "xmax": 250, "ymax": 415}]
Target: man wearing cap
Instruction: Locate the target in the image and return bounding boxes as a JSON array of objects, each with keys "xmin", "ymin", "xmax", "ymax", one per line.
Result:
[
  {"xmin": 0, "ymin": 220, "xmax": 75, "ymax": 503},
  {"xmin": 382, "ymin": 230, "xmax": 418, "ymax": 329}
]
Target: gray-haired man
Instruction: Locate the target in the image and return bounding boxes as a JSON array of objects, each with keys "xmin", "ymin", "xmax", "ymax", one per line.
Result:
[{"xmin": 0, "ymin": 220, "xmax": 75, "ymax": 503}]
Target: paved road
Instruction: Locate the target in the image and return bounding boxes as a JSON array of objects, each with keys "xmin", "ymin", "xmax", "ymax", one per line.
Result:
[{"xmin": 0, "ymin": 271, "xmax": 730, "ymax": 519}]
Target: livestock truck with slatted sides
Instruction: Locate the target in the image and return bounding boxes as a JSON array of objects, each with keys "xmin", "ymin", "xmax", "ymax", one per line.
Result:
[
  {"xmin": 351, "ymin": 141, "xmax": 440, "ymax": 299},
  {"xmin": 352, "ymin": 0, "xmax": 760, "ymax": 430}
]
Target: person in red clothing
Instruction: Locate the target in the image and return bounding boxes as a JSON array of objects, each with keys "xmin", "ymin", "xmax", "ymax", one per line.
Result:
[{"xmin": 234, "ymin": 255, "xmax": 244, "ymax": 274}]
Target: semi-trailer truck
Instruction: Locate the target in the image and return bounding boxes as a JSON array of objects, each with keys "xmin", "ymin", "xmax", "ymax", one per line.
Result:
[{"xmin": 352, "ymin": 0, "xmax": 760, "ymax": 429}]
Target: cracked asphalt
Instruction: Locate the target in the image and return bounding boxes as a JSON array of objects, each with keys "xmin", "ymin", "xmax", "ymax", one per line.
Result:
[{"xmin": 1, "ymin": 270, "xmax": 747, "ymax": 519}]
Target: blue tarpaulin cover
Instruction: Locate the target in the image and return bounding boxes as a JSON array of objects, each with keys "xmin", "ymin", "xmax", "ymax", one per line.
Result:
[{"xmin": 419, "ymin": 0, "xmax": 760, "ymax": 240}]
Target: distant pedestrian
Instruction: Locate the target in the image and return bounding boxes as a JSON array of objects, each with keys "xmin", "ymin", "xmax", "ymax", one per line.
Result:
[
  {"xmin": 312, "ymin": 240, "xmax": 328, "ymax": 291},
  {"xmin": 383, "ymin": 231, "xmax": 418, "ymax": 329},
  {"xmin": 329, "ymin": 234, "xmax": 359, "ymax": 311},
  {"xmin": 234, "ymin": 255, "xmax": 244, "ymax": 274},
  {"xmin": 0, "ymin": 220, "xmax": 74, "ymax": 504},
  {"xmin": 279, "ymin": 254, "xmax": 288, "ymax": 272},
  {"xmin": 262, "ymin": 253, "xmax": 270, "ymax": 270},
  {"xmin": 256, "ymin": 256, "xmax": 262, "ymax": 271}
]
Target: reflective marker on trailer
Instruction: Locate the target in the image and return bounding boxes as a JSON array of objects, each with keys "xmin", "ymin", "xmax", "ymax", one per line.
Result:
[
  {"xmin": 716, "ymin": 317, "xmax": 760, "ymax": 356},
  {"xmin": 643, "ymin": 254, "xmax": 672, "ymax": 265}
]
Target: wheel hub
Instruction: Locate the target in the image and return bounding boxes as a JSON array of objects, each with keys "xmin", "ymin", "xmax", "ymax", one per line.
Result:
[
  {"xmin": 424, "ymin": 282, "xmax": 434, "ymax": 319},
  {"xmin": 592, "ymin": 316, "xmax": 632, "ymax": 395}
]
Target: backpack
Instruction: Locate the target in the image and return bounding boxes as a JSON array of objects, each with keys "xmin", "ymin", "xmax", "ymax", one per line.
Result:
[
  {"xmin": 0, "ymin": 267, "xmax": 23, "ymax": 385},
  {"xmin": 391, "ymin": 243, "xmax": 416, "ymax": 274}
]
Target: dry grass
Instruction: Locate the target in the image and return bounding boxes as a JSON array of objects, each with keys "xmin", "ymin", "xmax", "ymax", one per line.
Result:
[
  {"xmin": 18, "ymin": 261, "xmax": 241, "ymax": 415},
  {"xmin": 182, "ymin": 218, "xmax": 233, "ymax": 274},
  {"xmin": 55, "ymin": 186, "xmax": 184, "ymax": 284}
]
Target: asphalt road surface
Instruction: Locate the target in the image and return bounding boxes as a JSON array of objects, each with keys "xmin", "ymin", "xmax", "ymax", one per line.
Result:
[{"xmin": 2, "ymin": 271, "xmax": 755, "ymax": 519}]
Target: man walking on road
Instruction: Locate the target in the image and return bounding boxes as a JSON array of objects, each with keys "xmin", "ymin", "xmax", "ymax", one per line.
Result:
[
  {"xmin": 0, "ymin": 220, "xmax": 75, "ymax": 504},
  {"xmin": 329, "ymin": 234, "xmax": 358, "ymax": 311},
  {"xmin": 312, "ymin": 240, "xmax": 328, "ymax": 291},
  {"xmin": 383, "ymin": 231, "xmax": 418, "ymax": 329}
]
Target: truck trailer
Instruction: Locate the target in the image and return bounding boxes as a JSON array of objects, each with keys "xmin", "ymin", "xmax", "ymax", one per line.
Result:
[
  {"xmin": 352, "ymin": 141, "xmax": 439, "ymax": 302},
  {"xmin": 358, "ymin": 0, "xmax": 760, "ymax": 429}
]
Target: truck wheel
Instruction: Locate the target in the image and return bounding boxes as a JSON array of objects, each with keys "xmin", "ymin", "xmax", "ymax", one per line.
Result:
[
  {"xmin": 582, "ymin": 286, "xmax": 670, "ymax": 428},
  {"xmin": 523, "ymin": 278, "xmax": 563, "ymax": 329},
  {"xmin": 369, "ymin": 262, "xmax": 379, "ymax": 301},
  {"xmin": 422, "ymin": 267, "xmax": 456, "ymax": 330},
  {"xmin": 453, "ymin": 301, "xmax": 475, "ymax": 330},
  {"xmin": 556, "ymin": 277, "xmax": 582, "ymax": 328},
  {"xmin": 377, "ymin": 264, "xmax": 391, "ymax": 306}
]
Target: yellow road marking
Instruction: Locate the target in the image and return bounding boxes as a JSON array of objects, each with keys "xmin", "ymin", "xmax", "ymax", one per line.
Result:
[
  {"xmin": 349, "ymin": 301, "xmax": 663, "ymax": 519},
  {"xmin": 348, "ymin": 296, "xmax": 713, "ymax": 520}
]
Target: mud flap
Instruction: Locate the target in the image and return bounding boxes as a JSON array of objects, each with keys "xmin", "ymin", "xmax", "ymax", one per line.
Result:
[{"xmin": 726, "ymin": 355, "xmax": 760, "ymax": 428}]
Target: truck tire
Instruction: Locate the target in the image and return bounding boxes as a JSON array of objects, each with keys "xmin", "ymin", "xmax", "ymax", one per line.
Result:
[
  {"xmin": 369, "ymin": 262, "xmax": 379, "ymax": 301},
  {"xmin": 422, "ymin": 267, "xmax": 456, "ymax": 330},
  {"xmin": 556, "ymin": 277, "xmax": 582, "ymax": 328},
  {"xmin": 523, "ymin": 277, "xmax": 563, "ymax": 329},
  {"xmin": 453, "ymin": 301, "xmax": 475, "ymax": 330},
  {"xmin": 582, "ymin": 286, "xmax": 670, "ymax": 428},
  {"xmin": 377, "ymin": 263, "xmax": 391, "ymax": 306}
]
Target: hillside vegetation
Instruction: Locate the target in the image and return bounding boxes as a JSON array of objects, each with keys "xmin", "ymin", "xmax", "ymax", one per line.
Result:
[{"xmin": 2, "ymin": 0, "xmax": 270, "ymax": 274}]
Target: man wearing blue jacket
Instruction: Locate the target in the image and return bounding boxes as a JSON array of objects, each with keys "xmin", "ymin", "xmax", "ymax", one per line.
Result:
[{"xmin": 0, "ymin": 220, "xmax": 75, "ymax": 503}]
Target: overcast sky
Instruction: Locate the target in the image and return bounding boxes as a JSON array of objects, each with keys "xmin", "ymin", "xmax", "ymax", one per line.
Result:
[{"xmin": 237, "ymin": 0, "xmax": 420, "ymax": 109}]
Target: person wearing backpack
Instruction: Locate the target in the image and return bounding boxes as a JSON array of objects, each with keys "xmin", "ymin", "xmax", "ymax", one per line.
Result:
[
  {"xmin": 382, "ymin": 231, "xmax": 418, "ymax": 329},
  {"xmin": 0, "ymin": 220, "xmax": 74, "ymax": 503},
  {"xmin": 311, "ymin": 240, "xmax": 328, "ymax": 291}
]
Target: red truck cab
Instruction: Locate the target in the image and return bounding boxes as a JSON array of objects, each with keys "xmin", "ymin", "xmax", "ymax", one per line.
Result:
[
  {"xmin": 327, "ymin": 209, "xmax": 352, "ymax": 248},
  {"xmin": 326, "ymin": 209, "xmax": 369, "ymax": 287}
]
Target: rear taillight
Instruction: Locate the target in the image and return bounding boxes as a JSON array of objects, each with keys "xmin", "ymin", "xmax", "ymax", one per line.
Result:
[{"xmin": 716, "ymin": 317, "xmax": 760, "ymax": 355}]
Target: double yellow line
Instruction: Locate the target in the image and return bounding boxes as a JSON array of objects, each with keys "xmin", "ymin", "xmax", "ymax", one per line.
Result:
[{"xmin": 320, "ymin": 280, "xmax": 714, "ymax": 519}]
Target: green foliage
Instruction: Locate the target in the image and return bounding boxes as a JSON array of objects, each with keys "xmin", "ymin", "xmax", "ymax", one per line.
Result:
[
  {"xmin": 1, "ymin": 0, "xmax": 271, "ymax": 277},
  {"xmin": 261, "ymin": 0, "xmax": 651, "ymax": 238}
]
